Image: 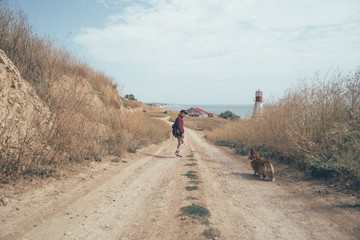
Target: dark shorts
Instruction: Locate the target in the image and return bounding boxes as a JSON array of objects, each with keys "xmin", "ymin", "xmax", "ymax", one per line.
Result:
[{"xmin": 175, "ymin": 131, "xmax": 183, "ymax": 138}]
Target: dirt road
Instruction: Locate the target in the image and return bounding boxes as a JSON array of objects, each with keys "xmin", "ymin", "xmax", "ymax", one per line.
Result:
[{"xmin": 1, "ymin": 126, "xmax": 359, "ymax": 240}]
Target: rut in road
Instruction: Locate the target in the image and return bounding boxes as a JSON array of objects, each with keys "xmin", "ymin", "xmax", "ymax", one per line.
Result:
[{"xmin": 1, "ymin": 127, "xmax": 359, "ymax": 240}]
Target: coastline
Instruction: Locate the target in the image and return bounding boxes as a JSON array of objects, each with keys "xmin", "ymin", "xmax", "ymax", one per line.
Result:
[{"xmin": 159, "ymin": 104, "xmax": 253, "ymax": 118}]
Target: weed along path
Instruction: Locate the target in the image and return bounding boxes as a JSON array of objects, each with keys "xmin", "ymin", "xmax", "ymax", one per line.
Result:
[{"xmin": 1, "ymin": 126, "xmax": 360, "ymax": 240}]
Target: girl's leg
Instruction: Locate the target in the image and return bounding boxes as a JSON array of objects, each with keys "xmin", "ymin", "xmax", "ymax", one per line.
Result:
[
  {"xmin": 177, "ymin": 137, "xmax": 185, "ymax": 152},
  {"xmin": 177, "ymin": 138, "xmax": 181, "ymax": 150}
]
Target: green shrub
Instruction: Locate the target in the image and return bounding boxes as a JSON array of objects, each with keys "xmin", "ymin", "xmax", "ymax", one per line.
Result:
[
  {"xmin": 219, "ymin": 110, "xmax": 240, "ymax": 120},
  {"xmin": 185, "ymin": 186, "xmax": 198, "ymax": 191},
  {"xmin": 202, "ymin": 228, "xmax": 221, "ymax": 239},
  {"xmin": 180, "ymin": 204, "xmax": 210, "ymax": 219}
]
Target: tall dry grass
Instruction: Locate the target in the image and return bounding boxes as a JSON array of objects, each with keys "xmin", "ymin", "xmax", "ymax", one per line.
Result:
[
  {"xmin": 122, "ymin": 99, "xmax": 145, "ymax": 109},
  {"xmin": 206, "ymin": 70, "xmax": 360, "ymax": 182},
  {"xmin": 0, "ymin": 3, "xmax": 170, "ymax": 182},
  {"xmin": 147, "ymin": 109, "xmax": 179, "ymax": 119},
  {"xmin": 103, "ymin": 111, "xmax": 170, "ymax": 154},
  {"xmin": 180, "ymin": 117, "xmax": 228, "ymax": 131}
]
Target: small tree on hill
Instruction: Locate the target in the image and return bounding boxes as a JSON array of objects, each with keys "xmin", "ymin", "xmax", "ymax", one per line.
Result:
[
  {"xmin": 124, "ymin": 94, "xmax": 137, "ymax": 101},
  {"xmin": 220, "ymin": 110, "xmax": 240, "ymax": 120}
]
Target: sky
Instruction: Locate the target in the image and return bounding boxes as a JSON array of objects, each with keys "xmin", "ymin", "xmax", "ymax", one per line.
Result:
[{"xmin": 10, "ymin": 0, "xmax": 360, "ymax": 105}]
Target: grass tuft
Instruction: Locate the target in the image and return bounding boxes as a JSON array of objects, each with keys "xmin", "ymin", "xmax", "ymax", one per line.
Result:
[
  {"xmin": 183, "ymin": 171, "xmax": 199, "ymax": 179},
  {"xmin": 335, "ymin": 203, "xmax": 360, "ymax": 208},
  {"xmin": 189, "ymin": 180, "xmax": 201, "ymax": 185},
  {"xmin": 185, "ymin": 186, "xmax": 198, "ymax": 191},
  {"xmin": 185, "ymin": 163, "xmax": 197, "ymax": 166},
  {"xmin": 180, "ymin": 203, "xmax": 210, "ymax": 219},
  {"xmin": 186, "ymin": 196, "xmax": 199, "ymax": 200},
  {"xmin": 202, "ymin": 227, "xmax": 221, "ymax": 239},
  {"xmin": 111, "ymin": 157, "xmax": 122, "ymax": 162}
]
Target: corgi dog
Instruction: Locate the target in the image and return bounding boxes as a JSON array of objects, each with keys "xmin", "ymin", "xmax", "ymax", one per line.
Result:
[
  {"xmin": 249, "ymin": 148, "xmax": 260, "ymax": 160},
  {"xmin": 249, "ymin": 148, "xmax": 275, "ymax": 182}
]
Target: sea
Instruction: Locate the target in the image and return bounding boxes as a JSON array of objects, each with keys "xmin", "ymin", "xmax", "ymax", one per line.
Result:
[{"xmin": 161, "ymin": 104, "xmax": 254, "ymax": 118}]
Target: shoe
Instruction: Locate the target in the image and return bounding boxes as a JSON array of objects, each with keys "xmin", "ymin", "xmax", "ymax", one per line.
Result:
[{"xmin": 175, "ymin": 151, "xmax": 183, "ymax": 157}]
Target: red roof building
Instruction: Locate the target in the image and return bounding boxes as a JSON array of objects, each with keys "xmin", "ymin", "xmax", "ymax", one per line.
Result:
[{"xmin": 186, "ymin": 107, "xmax": 214, "ymax": 117}]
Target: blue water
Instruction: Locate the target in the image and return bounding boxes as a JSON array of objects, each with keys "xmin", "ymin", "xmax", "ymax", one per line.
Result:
[{"xmin": 163, "ymin": 104, "xmax": 254, "ymax": 118}]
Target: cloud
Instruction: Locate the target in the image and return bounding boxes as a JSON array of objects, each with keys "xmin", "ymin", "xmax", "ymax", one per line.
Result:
[
  {"xmin": 95, "ymin": 0, "xmax": 123, "ymax": 8},
  {"xmin": 74, "ymin": 0, "xmax": 360, "ymax": 104},
  {"xmin": 96, "ymin": 0, "xmax": 108, "ymax": 7}
]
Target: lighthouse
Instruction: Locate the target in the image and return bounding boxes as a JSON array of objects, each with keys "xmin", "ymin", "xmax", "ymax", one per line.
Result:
[{"xmin": 252, "ymin": 89, "xmax": 263, "ymax": 117}]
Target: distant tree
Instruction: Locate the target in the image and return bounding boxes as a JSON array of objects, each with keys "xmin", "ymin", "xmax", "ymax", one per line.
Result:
[
  {"xmin": 124, "ymin": 94, "xmax": 137, "ymax": 101},
  {"xmin": 220, "ymin": 110, "xmax": 240, "ymax": 120}
]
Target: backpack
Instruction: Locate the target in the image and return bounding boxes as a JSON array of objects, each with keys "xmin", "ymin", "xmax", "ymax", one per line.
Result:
[{"xmin": 172, "ymin": 118, "xmax": 180, "ymax": 137}]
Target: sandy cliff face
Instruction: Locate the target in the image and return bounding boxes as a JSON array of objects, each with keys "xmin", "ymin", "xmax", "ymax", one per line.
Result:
[
  {"xmin": 0, "ymin": 48, "xmax": 123, "ymax": 161},
  {"xmin": 47, "ymin": 74, "xmax": 125, "ymax": 145},
  {"xmin": 0, "ymin": 49, "xmax": 160, "ymax": 181},
  {"xmin": 0, "ymin": 49, "xmax": 51, "ymax": 153}
]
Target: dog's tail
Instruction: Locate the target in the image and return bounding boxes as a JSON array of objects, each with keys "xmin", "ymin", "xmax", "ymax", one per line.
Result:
[{"xmin": 268, "ymin": 162, "xmax": 275, "ymax": 182}]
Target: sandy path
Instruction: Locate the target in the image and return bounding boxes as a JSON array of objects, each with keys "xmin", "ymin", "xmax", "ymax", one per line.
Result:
[
  {"xmin": 187, "ymin": 129, "xmax": 360, "ymax": 240},
  {"xmin": 1, "ymin": 126, "xmax": 359, "ymax": 240}
]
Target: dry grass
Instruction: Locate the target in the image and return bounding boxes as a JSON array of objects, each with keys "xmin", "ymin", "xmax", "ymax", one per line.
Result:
[
  {"xmin": 106, "ymin": 111, "xmax": 170, "ymax": 154},
  {"xmin": 122, "ymin": 99, "xmax": 145, "ymax": 109},
  {"xmin": 206, "ymin": 70, "xmax": 360, "ymax": 183},
  {"xmin": 168, "ymin": 114, "xmax": 228, "ymax": 131},
  {"xmin": 147, "ymin": 109, "xmax": 227, "ymax": 130},
  {"xmin": 0, "ymin": 3, "xmax": 170, "ymax": 182},
  {"xmin": 146, "ymin": 108, "xmax": 179, "ymax": 119},
  {"xmin": 184, "ymin": 117, "xmax": 228, "ymax": 131}
]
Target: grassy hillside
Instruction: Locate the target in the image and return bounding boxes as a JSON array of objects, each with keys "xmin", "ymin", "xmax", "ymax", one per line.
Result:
[
  {"xmin": 205, "ymin": 71, "xmax": 360, "ymax": 183},
  {"xmin": 0, "ymin": 3, "xmax": 169, "ymax": 182}
]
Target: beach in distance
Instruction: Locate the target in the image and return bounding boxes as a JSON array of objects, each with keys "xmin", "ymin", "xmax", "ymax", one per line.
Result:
[{"xmin": 162, "ymin": 104, "xmax": 253, "ymax": 118}]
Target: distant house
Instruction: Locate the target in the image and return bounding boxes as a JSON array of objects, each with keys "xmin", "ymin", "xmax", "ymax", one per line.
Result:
[{"xmin": 186, "ymin": 107, "xmax": 214, "ymax": 117}]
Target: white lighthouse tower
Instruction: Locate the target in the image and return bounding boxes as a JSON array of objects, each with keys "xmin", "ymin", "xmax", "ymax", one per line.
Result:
[{"xmin": 252, "ymin": 89, "xmax": 263, "ymax": 118}]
